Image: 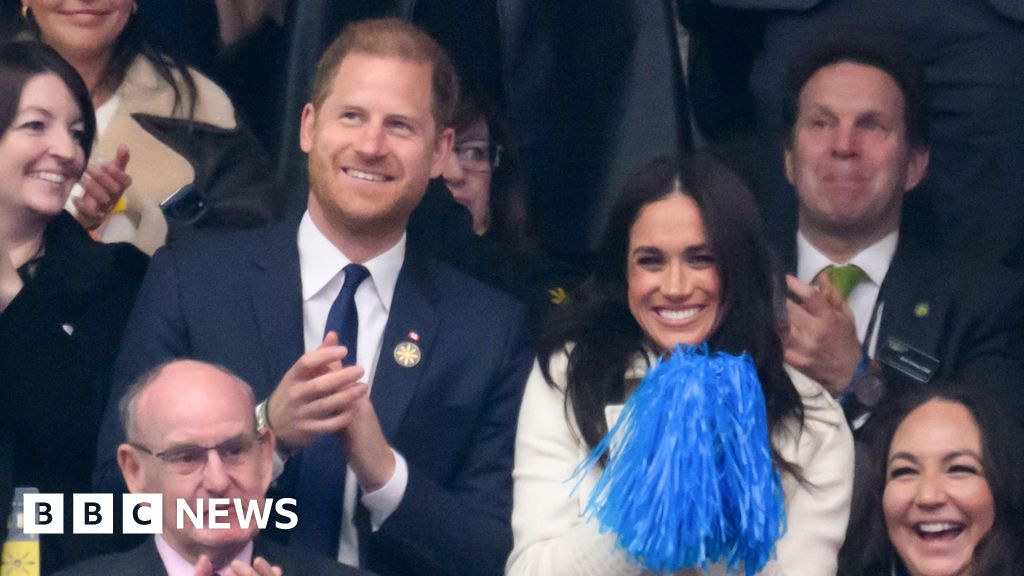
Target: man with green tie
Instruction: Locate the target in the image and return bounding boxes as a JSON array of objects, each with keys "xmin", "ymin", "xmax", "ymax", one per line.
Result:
[{"xmin": 777, "ymin": 35, "xmax": 1024, "ymax": 426}]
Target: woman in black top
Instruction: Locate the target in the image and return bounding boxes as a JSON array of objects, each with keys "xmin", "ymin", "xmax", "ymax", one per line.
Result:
[{"xmin": 0, "ymin": 41, "xmax": 148, "ymax": 573}]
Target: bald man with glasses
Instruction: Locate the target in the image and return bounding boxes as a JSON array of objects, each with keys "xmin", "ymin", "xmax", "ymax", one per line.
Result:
[{"xmin": 56, "ymin": 360, "xmax": 370, "ymax": 576}]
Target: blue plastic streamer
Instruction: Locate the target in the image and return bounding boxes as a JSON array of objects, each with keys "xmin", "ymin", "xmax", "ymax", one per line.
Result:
[{"xmin": 572, "ymin": 344, "xmax": 785, "ymax": 575}]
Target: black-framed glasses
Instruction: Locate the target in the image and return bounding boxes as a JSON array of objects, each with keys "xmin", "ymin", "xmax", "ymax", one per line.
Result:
[
  {"xmin": 128, "ymin": 434, "xmax": 263, "ymax": 475},
  {"xmin": 453, "ymin": 140, "xmax": 502, "ymax": 172}
]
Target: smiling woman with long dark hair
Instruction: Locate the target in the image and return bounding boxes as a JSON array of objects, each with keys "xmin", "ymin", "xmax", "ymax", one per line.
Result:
[{"xmin": 506, "ymin": 153, "xmax": 854, "ymax": 575}]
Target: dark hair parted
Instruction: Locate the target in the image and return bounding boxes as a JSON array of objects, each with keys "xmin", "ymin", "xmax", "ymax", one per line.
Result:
[
  {"xmin": 22, "ymin": 4, "xmax": 198, "ymax": 120},
  {"xmin": 454, "ymin": 89, "xmax": 536, "ymax": 253},
  {"xmin": 311, "ymin": 18, "xmax": 460, "ymax": 130},
  {"xmin": 783, "ymin": 33, "xmax": 930, "ymax": 151},
  {"xmin": 538, "ymin": 152, "xmax": 803, "ymax": 469},
  {"xmin": 0, "ymin": 40, "xmax": 96, "ymax": 162},
  {"xmin": 838, "ymin": 385, "xmax": 1024, "ymax": 576}
]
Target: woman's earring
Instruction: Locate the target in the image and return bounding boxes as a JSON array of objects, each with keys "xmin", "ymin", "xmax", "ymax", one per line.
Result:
[
  {"xmin": 131, "ymin": 1, "xmax": 138, "ymax": 14},
  {"xmin": 20, "ymin": 4, "xmax": 29, "ymax": 19}
]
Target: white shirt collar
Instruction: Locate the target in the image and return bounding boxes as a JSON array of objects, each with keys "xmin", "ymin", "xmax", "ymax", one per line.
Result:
[
  {"xmin": 297, "ymin": 211, "xmax": 405, "ymax": 312},
  {"xmin": 796, "ymin": 230, "xmax": 899, "ymax": 286},
  {"xmin": 154, "ymin": 534, "xmax": 253, "ymax": 576}
]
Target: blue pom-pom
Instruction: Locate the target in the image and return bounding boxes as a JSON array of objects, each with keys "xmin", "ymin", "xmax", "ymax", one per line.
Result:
[{"xmin": 572, "ymin": 344, "xmax": 785, "ymax": 575}]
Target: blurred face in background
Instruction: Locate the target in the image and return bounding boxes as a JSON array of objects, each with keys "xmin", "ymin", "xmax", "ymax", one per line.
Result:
[
  {"xmin": 883, "ymin": 400, "xmax": 995, "ymax": 576},
  {"xmin": 0, "ymin": 73, "xmax": 86, "ymax": 224},
  {"xmin": 627, "ymin": 192, "xmax": 722, "ymax": 351},
  {"xmin": 25, "ymin": 0, "xmax": 134, "ymax": 64},
  {"xmin": 443, "ymin": 116, "xmax": 493, "ymax": 235}
]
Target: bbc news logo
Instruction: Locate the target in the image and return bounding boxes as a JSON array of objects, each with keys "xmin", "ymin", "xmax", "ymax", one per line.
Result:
[{"xmin": 22, "ymin": 494, "xmax": 298, "ymax": 534}]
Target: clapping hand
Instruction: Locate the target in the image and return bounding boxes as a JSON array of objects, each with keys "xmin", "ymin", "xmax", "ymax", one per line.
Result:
[
  {"xmin": 781, "ymin": 274, "xmax": 862, "ymax": 396},
  {"xmin": 73, "ymin": 144, "xmax": 131, "ymax": 230},
  {"xmin": 266, "ymin": 332, "xmax": 368, "ymax": 453}
]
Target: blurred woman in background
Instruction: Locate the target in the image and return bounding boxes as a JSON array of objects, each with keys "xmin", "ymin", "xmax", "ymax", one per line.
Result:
[
  {"xmin": 442, "ymin": 91, "xmax": 535, "ymax": 254},
  {"xmin": 19, "ymin": 0, "xmax": 278, "ymax": 254}
]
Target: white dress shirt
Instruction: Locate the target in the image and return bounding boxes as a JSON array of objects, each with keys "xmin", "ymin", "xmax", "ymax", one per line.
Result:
[
  {"xmin": 154, "ymin": 534, "xmax": 253, "ymax": 576},
  {"xmin": 796, "ymin": 231, "xmax": 898, "ymax": 356},
  {"xmin": 297, "ymin": 212, "xmax": 410, "ymax": 566}
]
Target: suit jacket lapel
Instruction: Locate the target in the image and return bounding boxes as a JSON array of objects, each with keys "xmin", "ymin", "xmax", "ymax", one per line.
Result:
[
  {"xmin": 372, "ymin": 254, "xmax": 437, "ymax": 440},
  {"xmin": 249, "ymin": 219, "xmax": 305, "ymax": 393},
  {"xmin": 133, "ymin": 538, "xmax": 172, "ymax": 575},
  {"xmin": 253, "ymin": 537, "xmax": 295, "ymax": 574},
  {"xmin": 876, "ymin": 239, "xmax": 947, "ymax": 365}
]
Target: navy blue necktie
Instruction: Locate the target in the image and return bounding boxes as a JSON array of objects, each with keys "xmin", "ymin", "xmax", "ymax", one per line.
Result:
[
  {"xmin": 293, "ymin": 264, "xmax": 369, "ymax": 556},
  {"xmin": 325, "ymin": 264, "xmax": 370, "ymax": 361}
]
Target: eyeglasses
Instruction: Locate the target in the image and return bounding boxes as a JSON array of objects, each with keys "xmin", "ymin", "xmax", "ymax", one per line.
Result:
[
  {"xmin": 129, "ymin": 434, "xmax": 263, "ymax": 475},
  {"xmin": 453, "ymin": 140, "xmax": 502, "ymax": 172}
]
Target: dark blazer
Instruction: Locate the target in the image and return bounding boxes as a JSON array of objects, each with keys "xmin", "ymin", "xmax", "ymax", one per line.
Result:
[
  {"xmin": 872, "ymin": 236, "xmax": 1024, "ymax": 415},
  {"xmin": 94, "ymin": 218, "xmax": 533, "ymax": 576},
  {"xmin": 0, "ymin": 212, "xmax": 148, "ymax": 573},
  {"xmin": 51, "ymin": 536, "xmax": 372, "ymax": 575},
  {"xmin": 777, "ymin": 230, "xmax": 1024, "ymax": 420}
]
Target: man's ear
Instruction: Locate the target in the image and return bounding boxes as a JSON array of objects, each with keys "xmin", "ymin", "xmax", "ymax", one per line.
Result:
[
  {"xmin": 300, "ymin": 103, "xmax": 317, "ymax": 154},
  {"xmin": 903, "ymin": 146, "xmax": 930, "ymax": 193},
  {"xmin": 118, "ymin": 444, "xmax": 145, "ymax": 493},
  {"xmin": 784, "ymin": 146, "xmax": 796, "ymax": 186},
  {"xmin": 430, "ymin": 127, "xmax": 455, "ymax": 179}
]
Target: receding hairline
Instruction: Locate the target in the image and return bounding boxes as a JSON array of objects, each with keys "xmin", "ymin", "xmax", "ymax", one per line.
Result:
[
  {"xmin": 119, "ymin": 360, "xmax": 256, "ymax": 443},
  {"xmin": 314, "ymin": 49, "xmax": 436, "ymax": 103},
  {"xmin": 309, "ymin": 18, "xmax": 459, "ymax": 128}
]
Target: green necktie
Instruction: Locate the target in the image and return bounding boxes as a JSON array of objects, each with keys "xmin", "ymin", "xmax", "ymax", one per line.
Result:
[{"xmin": 823, "ymin": 264, "xmax": 867, "ymax": 300}]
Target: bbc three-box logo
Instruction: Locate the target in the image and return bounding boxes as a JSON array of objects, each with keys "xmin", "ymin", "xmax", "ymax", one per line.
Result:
[{"xmin": 20, "ymin": 494, "xmax": 298, "ymax": 534}]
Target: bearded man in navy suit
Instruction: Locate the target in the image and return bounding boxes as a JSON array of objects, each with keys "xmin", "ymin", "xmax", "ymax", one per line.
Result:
[{"xmin": 94, "ymin": 18, "xmax": 532, "ymax": 576}]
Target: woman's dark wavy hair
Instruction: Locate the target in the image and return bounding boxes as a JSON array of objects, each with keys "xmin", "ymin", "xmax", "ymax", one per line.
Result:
[
  {"xmin": 453, "ymin": 90, "xmax": 536, "ymax": 254},
  {"xmin": 0, "ymin": 40, "xmax": 96, "ymax": 162},
  {"xmin": 22, "ymin": 4, "xmax": 197, "ymax": 120},
  {"xmin": 838, "ymin": 384, "xmax": 1024, "ymax": 576},
  {"xmin": 538, "ymin": 152, "xmax": 803, "ymax": 470}
]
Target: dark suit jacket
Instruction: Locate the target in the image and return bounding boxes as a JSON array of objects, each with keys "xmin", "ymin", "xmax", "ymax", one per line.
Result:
[
  {"xmin": 51, "ymin": 536, "xmax": 372, "ymax": 575},
  {"xmin": 0, "ymin": 213, "xmax": 148, "ymax": 572},
  {"xmin": 94, "ymin": 218, "xmax": 533, "ymax": 576},
  {"xmin": 778, "ymin": 230, "xmax": 1024, "ymax": 420}
]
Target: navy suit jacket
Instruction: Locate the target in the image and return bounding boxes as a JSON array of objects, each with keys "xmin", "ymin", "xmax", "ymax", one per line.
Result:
[
  {"xmin": 94, "ymin": 219, "xmax": 533, "ymax": 575},
  {"xmin": 52, "ymin": 536, "xmax": 372, "ymax": 576},
  {"xmin": 778, "ymin": 231, "xmax": 1024, "ymax": 420}
]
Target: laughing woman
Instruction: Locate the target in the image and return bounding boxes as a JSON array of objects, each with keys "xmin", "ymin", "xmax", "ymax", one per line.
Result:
[
  {"xmin": 506, "ymin": 153, "xmax": 854, "ymax": 575},
  {"xmin": 838, "ymin": 385, "xmax": 1024, "ymax": 576},
  {"xmin": 0, "ymin": 41, "xmax": 148, "ymax": 572}
]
